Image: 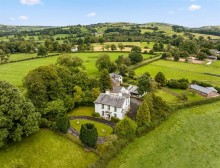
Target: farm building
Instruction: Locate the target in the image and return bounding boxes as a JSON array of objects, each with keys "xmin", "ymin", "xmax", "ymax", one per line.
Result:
[
  {"xmin": 127, "ymin": 85, "xmax": 147, "ymax": 98},
  {"xmin": 190, "ymin": 84, "xmax": 218, "ymax": 97},
  {"xmin": 110, "ymin": 73, "xmax": 123, "ymax": 86},
  {"xmin": 94, "ymin": 90, "xmax": 130, "ymax": 120}
]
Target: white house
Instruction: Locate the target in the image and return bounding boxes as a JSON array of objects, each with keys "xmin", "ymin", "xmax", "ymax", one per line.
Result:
[
  {"xmin": 109, "ymin": 73, "xmax": 123, "ymax": 86},
  {"xmin": 94, "ymin": 90, "xmax": 130, "ymax": 120}
]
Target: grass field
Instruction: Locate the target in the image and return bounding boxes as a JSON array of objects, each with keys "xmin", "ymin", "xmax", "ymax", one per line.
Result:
[
  {"xmin": 68, "ymin": 107, "xmax": 94, "ymax": 117},
  {"xmin": 0, "ymin": 129, "xmax": 97, "ymax": 168},
  {"xmin": 0, "ymin": 52, "xmax": 154, "ymax": 87},
  {"xmin": 135, "ymin": 60, "xmax": 220, "ymax": 87},
  {"xmin": 70, "ymin": 119, "xmax": 113, "ymax": 137},
  {"xmin": 108, "ymin": 101, "xmax": 220, "ymax": 168}
]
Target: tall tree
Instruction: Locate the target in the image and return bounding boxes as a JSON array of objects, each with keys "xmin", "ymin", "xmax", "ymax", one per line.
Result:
[
  {"xmin": 129, "ymin": 52, "xmax": 143, "ymax": 64},
  {"xmin": 80, "ymin": 123, "xmax": 98, "ymax": 148},
  {"xmin": 55, "ymin": 113, "xmax": 70, "ymax": 133},
  {"xmin": 155, "ymin": 72, "xmax": 166, "ymax": 87},
  {"xmin": 136, "ymin": 100, "xmax": 151, "ymax": 127},
  {"xmin": 118, "ymin": 43, "xmax": 125, "ymax": 51},
  {"xmin": 114, "ymin": 117, "xmax": 137, "ymax": 140},
  {"xmin": 37, "ymin": 45, "xmax": 47, "ymax": 57},
  {"xmin": 137, "ymin": 73, "xmax": 151, "ymax": 95},
  {"xmin": 0, "ymin": 81, "xmax": 40, "ymax": 148},
  {"xmin": 99, "ymin": 69, "xmax": 112, "ymax": 92}
]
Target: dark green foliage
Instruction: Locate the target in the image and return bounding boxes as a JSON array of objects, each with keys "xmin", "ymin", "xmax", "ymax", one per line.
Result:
[
  {"xmin": 0, "ymin": 81, "xmax": 40, "ymax": 148},
  {"xmin": 37, "ymin": 45, "xmax": 47, "ymax": 57},
  {"xmin": 114, "ymin": 117, "xmax": 137, "ymax": 140},
  {"xmin": 110, "ymin": 44, "xmax": 117, "ymax": 51},
  {"xmin": 80, "ymin": 123, "xmax": 98, "ymax": 148},
  {"xmin": 92, "ymin": 112, "xmax": 100, "ymax": 117},
  {"xmin": 119, "ymin": 64, "xmax": 128, "ymax": 76},
  {"xmin": 191, "ymin": 80, "xmax": 213, "ymax": 87},
  {"xmin": 136, "ymin": 100, "xmax": 151, "ymax": 127},
  {"xmin": 179, "ymin": 40, "xmax": 198, "ymax": 54},
  {"xmin": 137, "ymin": 73, "xmax": 151, "ymax": 95},
  {"xmin": 96, "ymin": 54, "xmax": 117, "ymax": 72},
  {"xmin": 153, "ymin": 42, "xmax": 160, "ymax": 52},
  {"xmin": 56, "ymin": 113, "xmax": 70, "ymax": 133},
  {"xmin": 99, "ymin": 69, "xmax": 112, "ymax": 92},
  {"xmin": 115, "ymin": 55, "xmax": 131, "ymax": 66},
  {"xmin": 167, "ymin": 78, "xmax": 189, "ymax": 90},
  {"xmin": 110, "ymin": 117, "xmax": 120, "ymax": 123},
  {"xmin": 131, "ymin": 46, "xmax": 142, "ymax": 53},
  {"xmin": 197, "ymin": 52, "xmax": 207, "ymax": 60},
  {"xmin": 129, "ymin": 52, "xmax": 143, "ymax": 64},
  {"xmin": 155, "ymin": 72, "xmax": 166, "ymax": 87}
]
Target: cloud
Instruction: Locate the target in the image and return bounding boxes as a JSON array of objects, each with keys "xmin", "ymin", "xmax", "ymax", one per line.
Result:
[
  {"xmin": 9, "ymin": 17, "xmax": 15, "ymax": 21},
  {"xmin": 188, "ymin": 4, "xmax": 201, "ymax": 11},
  {"xmin": 86, "ymin": 12, "xmax": 96, "ymax": 17},
  {"xmin": 19, "ymin": 16, "xmax": 29, "ymax": 20},
  {"xmin": 20, "ymin": 0, "xmax": 42, "ymax": 5}
]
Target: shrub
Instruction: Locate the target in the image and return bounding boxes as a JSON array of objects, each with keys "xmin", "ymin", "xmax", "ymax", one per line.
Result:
[
  {"xmin": 80, "ymin": 123, "xmax": 98, "ymax": 148},
  {"xmin": 39, "ymin": 118, "xmax": 52, "ymax": 128},
  {"xmin": 92, "ymin": 112, "xmax": 100, "ymax": 118},
  {"xmin": 167, "ymin": 78, "xmax": 189, "ymax": 90},
  {"xmin": 111, "ymin": 117, "xmax": 120, "ymax": 123},
  {"xmin": 55, "ymin": 113, "xmax": 70, "ymax": 133}
]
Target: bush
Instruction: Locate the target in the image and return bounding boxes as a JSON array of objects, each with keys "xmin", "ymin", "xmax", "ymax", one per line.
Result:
[
  {"xmin": 80, "ymin": 123, "xmax": 98, "ymax": 148},
  {"xmin": 167, "ymin": 78, "xmax": 189, "ymax": 90},
  {"xmin": 92, "ymin": 112, "xmax": 100, "ymax": 118},
  {"xmin": 111, "ymin": 117, "xmax": 120, "ymax": 123},
  {"xmin": 55, "ymin": 113, "xmax": 70, "ymax": 133},
  {"xmin": 39, "ymin": 118, "xmax": 52, "ymax": 128}
]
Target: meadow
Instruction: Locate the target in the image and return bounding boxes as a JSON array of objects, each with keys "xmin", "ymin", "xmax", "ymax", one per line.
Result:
[
  {"xmin": 135, "ymin": 60, "xmax": 220, "ymax": 87},
  {"xmin": 70, "ymin": 119, "xmax": 113, "ymax": 137},
  {"xmin": 108, "ymin": 101, "xmax": 220, "ymax": 168},
  {"xmin": 0, "ymin": 52, "xmax": 154, "ymax": 87},
  {"xmin": 68, "ymin": 107, "xmax": 94, "ymax": 117},
  {"xmin": 0, "ymin": 129, "xmax": 97, "ymax": 168}
]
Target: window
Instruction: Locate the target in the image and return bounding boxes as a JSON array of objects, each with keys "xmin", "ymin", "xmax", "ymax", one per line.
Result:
[
  {"xmin": 102, "ymin": 111, "xmax": 104, "ymax": 116},
  {"xmin": 114, "ymin": 107, "xmax": 117, "ymax": 112},
  {"xmin": 102, "ymin": 104, "xmax": 104, "ymax": 109},
  {"xmin": 114, "ymin": 114, "xmax": 117, "ymax": 118},
  {"xmin": 108, "ymin": 105, "xmax": 110, "ymax": 110}
]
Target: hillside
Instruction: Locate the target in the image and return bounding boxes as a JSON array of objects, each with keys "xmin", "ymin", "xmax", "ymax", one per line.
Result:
[{"xmin": 108, "ymin": 101, "xmax": 220, "ymax": 168}]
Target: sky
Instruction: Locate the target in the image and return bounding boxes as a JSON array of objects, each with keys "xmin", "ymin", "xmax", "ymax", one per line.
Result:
[{"xmin": 0, "ymin": 0, "xmax": 220, "ymax": 27}]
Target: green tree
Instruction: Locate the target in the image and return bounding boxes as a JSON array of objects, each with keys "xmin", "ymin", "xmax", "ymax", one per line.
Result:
[
  {"xmin": 0, "ymin": 81, "xmax": 40, "ymax": 148},
  {"xmin": 96, "ymin": 54, "xmax": 117, "ymax": 72},
  {"xmin": 155, "ymin": 72, "xmax": 166, "ymax": 87},
  {"xmin": 136, "ymin": 100, "xmax": 151, "ymax": 127},
  {"xmin": 114, "ymin": 117, "xmax": 137, "ymax": 140},
  {"xmin": 91, "ymin": 88, "xmax": 101, "ymax": 102},
  {"xmin": 37, "ymin": 45, "xmax": 47, "ymax": 57},
  {"xmin": 56, "ymin": 113, "xmax": 70, "ymax": 133},
  {"xmin": 73, "ymin": 86, "xmax": 83, "ymax": 104},
  {"xmin": 137, "ymin": 73, "xmax": 151, "ymax": 95},
  {"xmin": 119, "ymin": 64, "xmax": 128, "ymax": 76},
  {"xmin": 129, "ymin": 52, "xmax": 143, "ymax": 64},
  {"xmin": 44, "ymin": 99, "xmax": 67, "ymax": 116},
  {"xmin": 80, "ymin": 123, "xmax": 98, "ymax": 148},
  {"xmin": 153, "ymin": 42, "xmax": 159, "ymax": 52},
  {"xmin": 99, "ymin": 69, "xmax": 112, "ymax": 92},
  {"xmin": 131, "ymin": 46, "xmax": 142, "ymax": 53},
  {"xmin": 118, "ymin": 43, "xmax": 125, "ymax": 51},
  {"xmin": 197, "ymin": 52, "xmax": 207, "ymax": 60},
  {"xmin": 111, "ymin": 44, "xmax": 117, "ymax": 51}
]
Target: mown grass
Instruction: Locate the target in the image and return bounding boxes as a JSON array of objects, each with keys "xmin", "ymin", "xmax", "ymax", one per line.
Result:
[
  {"xmin": 0, "ymin": 52, "xmax": 154, "ymax": 87},
  {"xmin": 135, "ymin": 60, "xmax": 220, "ymax": 87},
  {"xmin": 108, "ymin": 101, "xmax": 220, "ymax": 168},
  {"xmin": 68, "ymin": 107, "xmax": 94, "ymax": 117},
  {"xmin": 0, "ymin": 129, "xmax": 97, "ymax": 168},
  {"xmin": 70, "ymin": 119, "xmax": 113, "ymax": 137}
]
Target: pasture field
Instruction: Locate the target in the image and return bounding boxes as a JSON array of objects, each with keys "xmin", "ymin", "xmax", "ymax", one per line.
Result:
[
  {"xmin": 70, "ymin": 119, "xmax": 113, "ymax": 137},
  {"xmin": 9, "ymin": 53, "xmax": 59, "ymax": 61},
  {"xmin": 0, "ymin": 52, "xmax": 154, "ymax": 87},
  {"xmin": 135, "ymin": 60, "xmax": 220, "ymax": 87},
  {"xmin": 108, "ymin": 101, "xmax": 220, "ymax": 168},
  {"xmin": 68, "ymin": 107, "xmax": 94, "ymax": 117},
  {"xmin": 0, "ymin": 129, "xmax": 97, "ymax": 168}
]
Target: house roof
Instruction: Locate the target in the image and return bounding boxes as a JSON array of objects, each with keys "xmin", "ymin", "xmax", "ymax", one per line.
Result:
[
  {"xmin": 111, "ymin": 78, "xmax": 120, "ymax": 84},
  {"xmin": 112, "ymin": 86, "xmax": 123, "ymax": 93},
  {"xmin": 190, "ymin": 84, "xmax": 217, "ymax": 94},
  {"xmin": 110, "ymin": 73, "xmax": 122, "ymax": 79},
  {"xmin": 127, "ymin": 85, "xmax": 139, "ymax": 94},
  {"xmin": 94, "ymin": 93, "xmax": 126, "ymax": 108}
]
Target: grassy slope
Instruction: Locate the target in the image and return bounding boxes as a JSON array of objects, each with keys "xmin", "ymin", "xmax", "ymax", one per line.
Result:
[
  {"xmin": 68, "ymin": 107, "xmax": 94, "ymax": 117},
  {"xmin": 108, "ymin": 101, "xmax": 220, "ymax": 168},
  {"xmin": 0, "ymin": 129, "xmax": 97, "ymax": 168},
  {"xmin": 0, "ymin": 52, "xmax": 153, "ymax": 87},
  {"xmin": 70, "ymin": 119, "xmax": 113, "ymax": 137},
  {"xmin": 135, "ymin": 60, "xmax": 220, "ymax": 87}
]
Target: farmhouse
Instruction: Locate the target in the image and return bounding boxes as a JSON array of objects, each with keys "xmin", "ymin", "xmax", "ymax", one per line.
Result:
[
  {"xmin": 127, "ymin": 85, "xmax": 147, "ymax": 98},
  {"xmin": 110, "ymin": 73, "xmax": 123, "ymax": 86},
  {"xmin": 94, "ymin": 90, "xmax": 130, "ymax": 120},
  {"xmin": 190, "ymin": 84, "xmax": 218, "ymax": 97}
]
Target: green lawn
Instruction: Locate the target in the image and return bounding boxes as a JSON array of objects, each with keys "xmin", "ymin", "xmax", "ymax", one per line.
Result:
[
  {"xmin": 0, "ymin": 129, "xmax": 97, "ymax": 168},
  {"xmin": 68, "ymin": 107, "xmax": 94, "ymax": 117},
  {"xmin": 108, "ymin": 101, "xmax": 220, "ymax": 168},
  {"xmin": 154, "ymin": 89, "xmax": 179, "ymax": 104},
  {"xmin": 0, "ymin": 52, "xmax": 154, "ymax": 87},
  {"xmin": 135, "ymin": 60, "xmax": 220, "ymax": 87},
  {"xmin": 70, "ymin": 119, "xmax": 113, "ymax": 137}
]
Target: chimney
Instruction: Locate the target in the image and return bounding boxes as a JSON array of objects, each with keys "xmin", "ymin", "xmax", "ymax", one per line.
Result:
[
  {"xmin": 118, "ymin": 93, "xmax": 122, "ymax": 97},
  {"xmin": 106, "ymin": 90, "xmax": 110, "ymax": 94}
]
